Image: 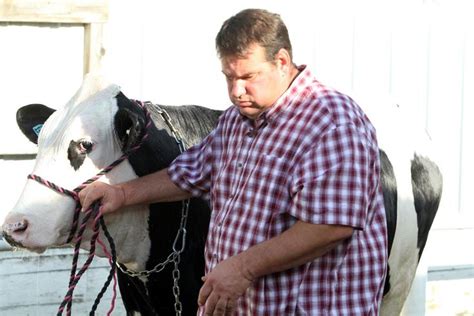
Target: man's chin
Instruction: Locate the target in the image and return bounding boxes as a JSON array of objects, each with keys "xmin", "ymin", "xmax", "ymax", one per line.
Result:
[
  {"xmin": 236, "ymin": 105, "xmax": 259, "ymax": 120},
  {"xmin": 239, "ymin": 110, "xmax": 258, "ymax": 120}
]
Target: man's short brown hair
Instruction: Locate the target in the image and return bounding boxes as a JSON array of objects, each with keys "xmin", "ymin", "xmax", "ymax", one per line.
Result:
[{"xmin": 215, "ymin": 8, "xmax": 293, "ymax": 62}]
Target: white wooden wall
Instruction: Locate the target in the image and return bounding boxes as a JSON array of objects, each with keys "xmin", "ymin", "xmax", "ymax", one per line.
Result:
[{"xmin": 0, "ymin": 0, "xmax": 473, "ymax": 314}]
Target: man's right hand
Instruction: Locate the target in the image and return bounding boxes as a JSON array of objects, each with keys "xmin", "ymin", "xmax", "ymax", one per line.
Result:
[{"xmin": 78, "ymin": 182, "xmax": 126, "ymax": 214}]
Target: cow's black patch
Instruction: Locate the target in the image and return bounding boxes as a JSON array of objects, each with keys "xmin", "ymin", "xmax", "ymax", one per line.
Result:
[
  {"xmin": 380, "ymin": 150, "xmax": 397, "ymax": 256},
  {"xmin": 114, "ymin": 94, "xmax": 145, "ymax": 153},
  {"xmin": 411, "ymin": 154, "xmax": 442, "ymax": 260},
  {"xmin": 111, "ymin": 92, "xmax": 219, "ymax": 315},
  {"xmin": 379, "ymin": 149, "xmax": 397, "ymax": 296},
  {"xmin": 67, "ymin": 140, "xmax": 86, "ymax": 171},
  {"xmin": 67, "ymin": 139, "xmax": 93, "ymax": 171},
  {"xmin": 16, "ymin": 103, "xmax": 56, "ymax": 144},
  {"xmin": 116, "ymin": 270, "xmax": 157, "ymax": 314}
]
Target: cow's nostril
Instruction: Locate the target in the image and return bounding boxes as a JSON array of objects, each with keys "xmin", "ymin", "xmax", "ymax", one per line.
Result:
[
  {"xmin": 4, "ymin": 219, "xmax": 29, "ymax": 234},
  {"xmin": 16, "ymin": 220, "xmax": 28, "ymax": 232}
]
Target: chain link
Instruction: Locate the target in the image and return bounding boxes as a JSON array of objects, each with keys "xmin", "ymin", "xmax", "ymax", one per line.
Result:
[
  {"xmin": 172, "ymin": 253, "xmax": 183, "ymax": 314},
  {"xmin": 117, "ymin": 104, "xmax": 189, "ymax": 316},
  {"xmin": 116, "ymin": 200, "xmax": 189, "ymax": 277}
]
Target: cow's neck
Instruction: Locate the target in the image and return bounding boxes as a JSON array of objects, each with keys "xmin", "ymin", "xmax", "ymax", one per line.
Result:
[
  {"xmin": 106, "ymin": 205, "xmax": 151, "ymax": 270},
  {"xmin": 102, "ymin": 100, "xmax": 218, "ymax": 272}
]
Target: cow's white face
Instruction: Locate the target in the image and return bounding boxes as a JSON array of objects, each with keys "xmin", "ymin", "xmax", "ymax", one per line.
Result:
[{"xmin": 2, "ymin": 79, "xmax": 141, "ymax": 255}]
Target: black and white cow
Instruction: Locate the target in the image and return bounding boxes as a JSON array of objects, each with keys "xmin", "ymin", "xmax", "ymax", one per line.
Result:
[
  {"xmin": 2, "ymin": 76, "xmax": 442, "ymax": 315},
  {"xmin": 2, "ymin": 77, "xmax": 219, "ymax": 315}
]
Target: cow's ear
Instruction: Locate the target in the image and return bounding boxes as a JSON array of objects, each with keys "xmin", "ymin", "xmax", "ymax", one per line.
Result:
[
  {"xmin": 16, "ymin": 104, "xmax": 56, "ymax": 144},
  {"xmin": 114, "ymin": 107, "xmax": 144, "ymax": 153}
]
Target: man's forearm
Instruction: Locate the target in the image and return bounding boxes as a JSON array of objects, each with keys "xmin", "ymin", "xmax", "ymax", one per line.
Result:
[
  {"xmin": 236, "ymin": 221, "xmax": 353, "ymax": 280},
  {"xmin": 119, "ymin": 168, "xmax": 192, "ymax": 207}
]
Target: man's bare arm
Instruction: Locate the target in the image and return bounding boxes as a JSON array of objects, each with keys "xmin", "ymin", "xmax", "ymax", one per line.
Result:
[{"xmin": 79, "ymin": 168, "xmax": 191, "ymax": 213}]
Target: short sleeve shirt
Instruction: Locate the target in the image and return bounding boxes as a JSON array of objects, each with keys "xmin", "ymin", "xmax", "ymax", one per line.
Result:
[{"xmin": 168, "ymin": 65, "xmax": 388, "ymax": 315}]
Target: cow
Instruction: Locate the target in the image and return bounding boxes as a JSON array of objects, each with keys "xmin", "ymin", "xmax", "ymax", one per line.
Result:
[{"xmin": 2, "ymin": 75, "xmax": 442, "ymax": 315}]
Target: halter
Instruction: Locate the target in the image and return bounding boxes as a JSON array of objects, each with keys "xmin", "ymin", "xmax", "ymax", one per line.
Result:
[{"xmin": 28, "ymin": 100, "xmax": 189, "ymax": 315}]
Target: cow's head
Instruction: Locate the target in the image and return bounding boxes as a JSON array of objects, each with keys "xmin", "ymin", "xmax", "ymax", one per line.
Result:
[{"xmin": 2, "ymin": 76, "xmax": 151, "ymax": 264}]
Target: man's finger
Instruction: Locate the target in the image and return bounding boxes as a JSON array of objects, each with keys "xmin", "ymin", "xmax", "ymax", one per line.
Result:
[
  {"xmin": 226, "ymin": 299, "xmax": 236, "ymax": 315},
  {"xmin": 213, "ymin": 297, "xmax": 227, "ymax": 316},
  {"xmin": 79, "ymin": 184, "xmax": 102, "ymax": 212},
  {"xmin": 198, "ymin": 280, "xmax": 212, "ymax": 306},
  {"xmin": 203, "ymin": 292, "xmax": 219, "ymax": 316}
]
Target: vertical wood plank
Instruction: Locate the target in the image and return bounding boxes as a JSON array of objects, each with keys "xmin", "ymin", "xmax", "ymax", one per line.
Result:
[{"xmin": 83, "ymin": 23, "xmax": 105, "ymax": 76}]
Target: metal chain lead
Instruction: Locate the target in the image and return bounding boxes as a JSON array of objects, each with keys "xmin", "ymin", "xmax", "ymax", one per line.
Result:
[
  {"xmin": 116, "ymin": 200, "xmax": 189, "ymax": 277},
  {"xmin": 117, "ymin": 103, "xmax": 189, "ymax": 316},
  {"xmin": 151, "ymin": 102, "xmax": 187, "ymax": 153}
]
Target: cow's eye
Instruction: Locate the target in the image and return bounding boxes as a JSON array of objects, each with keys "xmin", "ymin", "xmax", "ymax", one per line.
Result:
[{"xmin": 79, "ymin": 140, "xmax": 94, "ymax": 153}]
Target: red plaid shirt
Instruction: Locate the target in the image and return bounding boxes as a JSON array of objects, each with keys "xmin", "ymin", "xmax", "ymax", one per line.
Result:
[{"xmin": 168, "ymin": 65, "xmax": 387, "ymax": 315}]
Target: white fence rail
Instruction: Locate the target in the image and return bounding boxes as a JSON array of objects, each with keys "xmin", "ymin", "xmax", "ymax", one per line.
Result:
[{"xmin": 0, "ymin": 240, "xmax": 124, "ymax": 315}]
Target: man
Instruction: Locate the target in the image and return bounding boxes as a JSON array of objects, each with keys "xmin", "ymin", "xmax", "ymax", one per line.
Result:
[{"xmin": 80, "ymin": 8, "xmax": 387, "ymax": 315}]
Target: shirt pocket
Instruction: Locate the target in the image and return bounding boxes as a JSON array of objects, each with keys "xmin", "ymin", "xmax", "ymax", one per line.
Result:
[{"xmin": 251, "ymin": 154, "xmax": 290, "ymax": 211}]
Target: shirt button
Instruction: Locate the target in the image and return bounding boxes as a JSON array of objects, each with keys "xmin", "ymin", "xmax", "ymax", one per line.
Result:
[{"xmin": 237, "ymin": 162, "xmax": 243, "ymax": 168}]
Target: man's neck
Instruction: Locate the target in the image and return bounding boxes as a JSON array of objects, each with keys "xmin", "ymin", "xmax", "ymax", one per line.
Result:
[{"xmin": 287, "ymin": 64, "xmax": 301, "ymax": 87}]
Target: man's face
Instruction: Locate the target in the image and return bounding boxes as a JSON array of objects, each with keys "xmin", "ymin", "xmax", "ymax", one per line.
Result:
[{"xmin": 221, "ymin": 45, "xmax": 286, "ymax": 120}]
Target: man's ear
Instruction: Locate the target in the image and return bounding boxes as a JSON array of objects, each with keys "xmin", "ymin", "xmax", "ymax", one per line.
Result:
[
  {"xmin": 16, "ymin": 104, "xmax": 56, "ymax": 144},
  {"xmin": 275, "ymin": 48, "xmax": 292, "ymax": 72},
  {"xmin": 114, "ymin": 104, "xmax": 145, "ymax": 153}
]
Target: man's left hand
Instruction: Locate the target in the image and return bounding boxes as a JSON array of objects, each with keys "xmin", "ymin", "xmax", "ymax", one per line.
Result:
[{"xmin": 198, "ymin": 255, "xmax": 253, "ymax": 315}]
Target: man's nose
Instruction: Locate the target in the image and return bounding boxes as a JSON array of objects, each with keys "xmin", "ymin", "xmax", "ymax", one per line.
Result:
[{"xmin": 231, "ymin": 79, "xmax": 246, "ymax": 99}]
